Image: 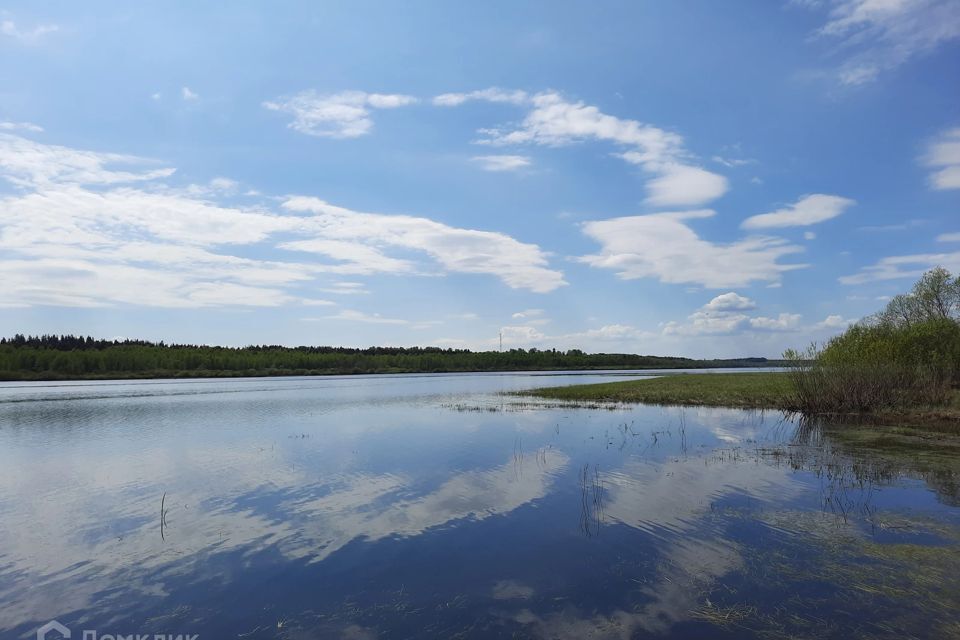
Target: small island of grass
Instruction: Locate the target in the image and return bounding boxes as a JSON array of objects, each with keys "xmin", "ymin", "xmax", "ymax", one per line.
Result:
[
  {"xmin": 525, "ymin": 371, "xmax": 795, "ymax": 409},
  {"xmin": 523, "ymin": 371, "xmax": 960, "ymax": 424}
]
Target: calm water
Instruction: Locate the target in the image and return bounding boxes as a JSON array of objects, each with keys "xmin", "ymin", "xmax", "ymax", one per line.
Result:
[{"xmin": 1, "ymin": 372, "xmax": 958, "ymax": 639}]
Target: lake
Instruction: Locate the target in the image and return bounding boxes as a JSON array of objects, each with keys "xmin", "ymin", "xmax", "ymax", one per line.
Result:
[{"xmin": 1, "ymin": 372, "xmax": 958, "ymax": 639}]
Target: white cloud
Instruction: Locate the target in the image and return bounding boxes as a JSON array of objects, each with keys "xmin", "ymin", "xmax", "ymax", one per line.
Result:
[
  {"xmin": 804, "ymin": 231, "xmax": 817, "ymax": 240},
  {"xmin": 840, "ymin": 249, "xmax": 960, "ymax": 284},
  {"xmin": 0, "ymin": 182, "xmax": 318, "ymax": 306},
  {"xmin": 498, "ymin": 325, "xmax": 547, "ymax": 344},
  {"xmin": 0, "ymin": 18, "xmax": 58, "ymax": 42},
  {"xmin": 435, "ymin": 321, "xmax": 657, "ymax": 351},
  {"xmin": 749, "ymin": 313, "xmax": 803, "ymax": 331},
  {"xmin": 471, "ymin": 154, "xmax": 531, "ymax": 172},
  {"xmin": 664, "ymin": 310, "xmax": 750, "ymax": 336},
  {"xmin": 511, "ymin": 308, "xmax": 545, "ymax": 319},
  {"xmin": 432, "ymin": 88, "xmax": 529, "ymax": 107},
  {"xmin": 263, "ymin": 90, "xmax": 417, "ymax": 138},
  {"xmin": 312, "ymin": 309, "xmax": 443, "ymax": 329},
  {"xmin": 3, "ymin": 185, "xmax": 293, "ymax": 246},
  {"xmin": 318, "ymin": 282, "xmax": 369, "ymax": 295},
  {"xmin": 712, "ymin": 155, "xmax": 755, "ymax": 168},
  {"xmin": 741, "ymin": 194, "xmax": 855, "ymax": 229},
  {"xmin": 931, "ymin": 167, "xmax": 960, "ymax": 189},
  {"xmin": 0, "ymin": 121, "xmax": 43, "ymax": 133},
  {"xmin": 181, "ymin": 86, "xmax": 199, "ymax": 101},
  {"xmin": 703, "ymin": 292, "xmax": 756, "ymax": 312},
  {"xmin": 639, "ymin": 163, "xmax": 729, "ymax": 207},
  {"xmin": 282, "ymin": 197, "xmax": 566, "ymax": 292},
  {"xmin": 316, "ymin": 309, "xmax": 411, "ymax": 325},
  {"xmin": 924, "ymin": 127, "xmax": 960, "ymax": 190},
  {"xmin": 0, "ymin": 133, "xmax": 564, "ymax": 309},
  {"xmin": 579, "ymin": 210, "xmax": 806, "ymax": 288},
  {"xmin": 663, "ymin": 294, "xmax": 812, "ymax": 337},
  {"xmin": 493, "ymin": 322, "xmax": 652, "ymax": 349},
  {"xmin": 816, "ymin": 314, "xmax": 855, "ymax": 329},
  {"xmin": 279, "ymin": 238, "xmax": 416, "ymax": 274},
  {"xmin": 938, "ymin": 232, "xmax": 960, "ymax": 242},
  {"xmin": 0, "ymin": 133, "xmax": 176, "ymax": 187},
  {"xmin": 365, "ymin": 93, "xmax": 417, "ymax": 108},
  {"xmin": 802, "ymin": 0, "xmax": 960, "ymax": 85},
  {"xmin": 455, "ymin": 89, "xmax": 727, "ymax": 206},
  {"xmin": 184, "ymin": 176, "xmax": 241, "ymax": 197}
]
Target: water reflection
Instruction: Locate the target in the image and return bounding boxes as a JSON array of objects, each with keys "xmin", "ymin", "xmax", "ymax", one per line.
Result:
[{"xmin": 0, "ymin": 373, "xmax": 957, "ymax": 638}]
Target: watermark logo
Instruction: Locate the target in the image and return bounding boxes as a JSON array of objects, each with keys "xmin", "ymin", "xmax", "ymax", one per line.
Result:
[
  {"xmin": 37, "ymin": 620, "xmax": 70, "ymax": 640},
  {"xmin": 36, "ymin": 621, "xmax": 197, "ymax": 640}
]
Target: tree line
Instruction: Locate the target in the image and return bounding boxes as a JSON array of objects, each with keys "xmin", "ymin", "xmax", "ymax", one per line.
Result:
[{"xmin": 0, "ymin": 335, "xmax": 779, "ymax": 380}]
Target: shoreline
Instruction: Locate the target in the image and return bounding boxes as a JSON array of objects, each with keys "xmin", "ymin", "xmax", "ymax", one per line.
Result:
[{"xmin": 519, "ymin": 371, "xmax": 960, "ymax": 428}]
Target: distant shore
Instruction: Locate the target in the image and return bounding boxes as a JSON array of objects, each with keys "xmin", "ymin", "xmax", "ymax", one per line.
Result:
[
  {"xmin": 0, "ymin": 335, "xmax": 790, "ymax": 381},
  {"xmin": 0, "ymin": 363, "xmax": 783, "ymax": 382}
]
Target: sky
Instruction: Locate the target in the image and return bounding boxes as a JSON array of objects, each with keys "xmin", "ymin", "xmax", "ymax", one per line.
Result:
[{"xmin": 0, "ymin": 1, "xmax": 958, "ymax": 358}]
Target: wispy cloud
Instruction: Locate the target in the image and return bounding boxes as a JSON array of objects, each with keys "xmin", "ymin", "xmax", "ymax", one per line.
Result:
[
  {"xmin": 264, "ymin": 90, "xmax": 417, "ymax": 138},
  {"xmin": 839, "ymin": 245, "xmax": 960, "ymax": 284},
  {"xmin": 471, "ymin": 154, "xmax": 531, "ymax": 172},
  {"xmin": 315, "ymin": 309, "xmax": 410, "ymax": 325},
  {"xmin": 799, "ymin": 0, "xmax": 960, "ymax": 85},
  {"xmin": 444, "ymin": 88, "xmax": 728, "ymax": 207},
  {"xmin": 741, "ymin": 194, "xmax": 855, "ymax": 229},
  {"xmin": 282, "ymin": 197, "xmax": 566, "ymax": 292},
  {"xmin": 0, "ymin": 17, "xmax": 59, "ymax": 43},
  {"xmin": 432, "ymin": 88, "xmax": 529, "ymax": 107},
  {"xmin": 317, "ymin": 282, "xmax": 369, "ymax": 295},
  {"xmin": 181, "ymin": 86, "xmax": 199, "ymax": 101},
  {"xmin": 924, "ymin": 127, "xmax": 960, "ymax": 190},
  {"xmin": 0, "ymin": 132, "xmax": 564, "ymax": 309},
  {"xmin": 0, "ymin": 121, "xmax": 43, "ymax": 133},
  {"xmin": 311, "ymin": 309, "xmax": 441, "ymax": 330},
  {"xmin": 578, "ymin": 210, "xmax": 806, "ymax": 288},
  {"xmin": 433, "ymin": 319, "xmax": 663, "ymax": 351},
  {"xmin": 711, "ymin": 155, "xmax": 756, "ymax": 168},
  {"xmin": 858, "ymin": 218, "xmax": 927, "ymax": 232}
]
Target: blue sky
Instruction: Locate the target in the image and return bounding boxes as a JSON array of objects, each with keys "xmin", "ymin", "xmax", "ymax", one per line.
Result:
[{"xmin": 1, "ymin": 1, "xmax": 958, "ymax": 357}]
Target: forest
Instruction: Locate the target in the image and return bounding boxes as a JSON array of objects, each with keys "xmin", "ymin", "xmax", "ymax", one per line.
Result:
[{"xmin": 0, "ymin": 334, "xmax": 781, "ymax": 380}]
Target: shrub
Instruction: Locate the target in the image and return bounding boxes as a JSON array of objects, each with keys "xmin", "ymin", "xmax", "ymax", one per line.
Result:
[{"xmin": 786, "ymin": 267, "xmax": 960, "ymax": 414}]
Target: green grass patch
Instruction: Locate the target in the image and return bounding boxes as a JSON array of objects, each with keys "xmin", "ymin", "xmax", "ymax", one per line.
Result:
[{"xmin": 522, "ymin": 372, "xmax": 795, "ymax": 409}]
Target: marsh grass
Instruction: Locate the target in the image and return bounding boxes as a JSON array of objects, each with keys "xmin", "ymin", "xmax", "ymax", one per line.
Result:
[
  {"xmin": 520, "ymin": 372, "xmax": 796, "ymax": 409},
  {"xmin": 578, "ymin": 463, "xmax": 604, "ymax": 537}
]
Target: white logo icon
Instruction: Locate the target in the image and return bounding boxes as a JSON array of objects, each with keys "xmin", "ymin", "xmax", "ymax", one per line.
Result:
[{"xmin": 37, "ymin": 620, "xmax": 71, "ymax": 640}]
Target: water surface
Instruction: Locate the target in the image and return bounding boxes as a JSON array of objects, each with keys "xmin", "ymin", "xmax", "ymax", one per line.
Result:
[{"xmin": 1, "ymin": 372, "xmax": 957, "ymax": 639}]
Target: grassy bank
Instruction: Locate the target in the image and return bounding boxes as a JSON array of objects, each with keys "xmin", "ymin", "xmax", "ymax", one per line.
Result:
[
  {"xmin": 524, "ymin": 371, "xmax": 960, "ymax": 424},
  {"xmin": 525, "ymin": 372, "xmax": 796, "ymax": 409}
]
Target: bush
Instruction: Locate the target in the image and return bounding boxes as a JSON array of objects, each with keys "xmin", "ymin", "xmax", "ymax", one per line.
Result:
[{"xmin": 786, "ymin": 267, "xmax": 960, "ymax": 414}]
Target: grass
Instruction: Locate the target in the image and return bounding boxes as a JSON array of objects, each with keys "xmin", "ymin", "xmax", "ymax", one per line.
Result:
[
  {"xmin": 522, "ymin": 372, "xmax": 796, "ymax": 409},
  {"xmin": 522, "ymin": 371, "xmax": 960, "ymax": 425}
]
